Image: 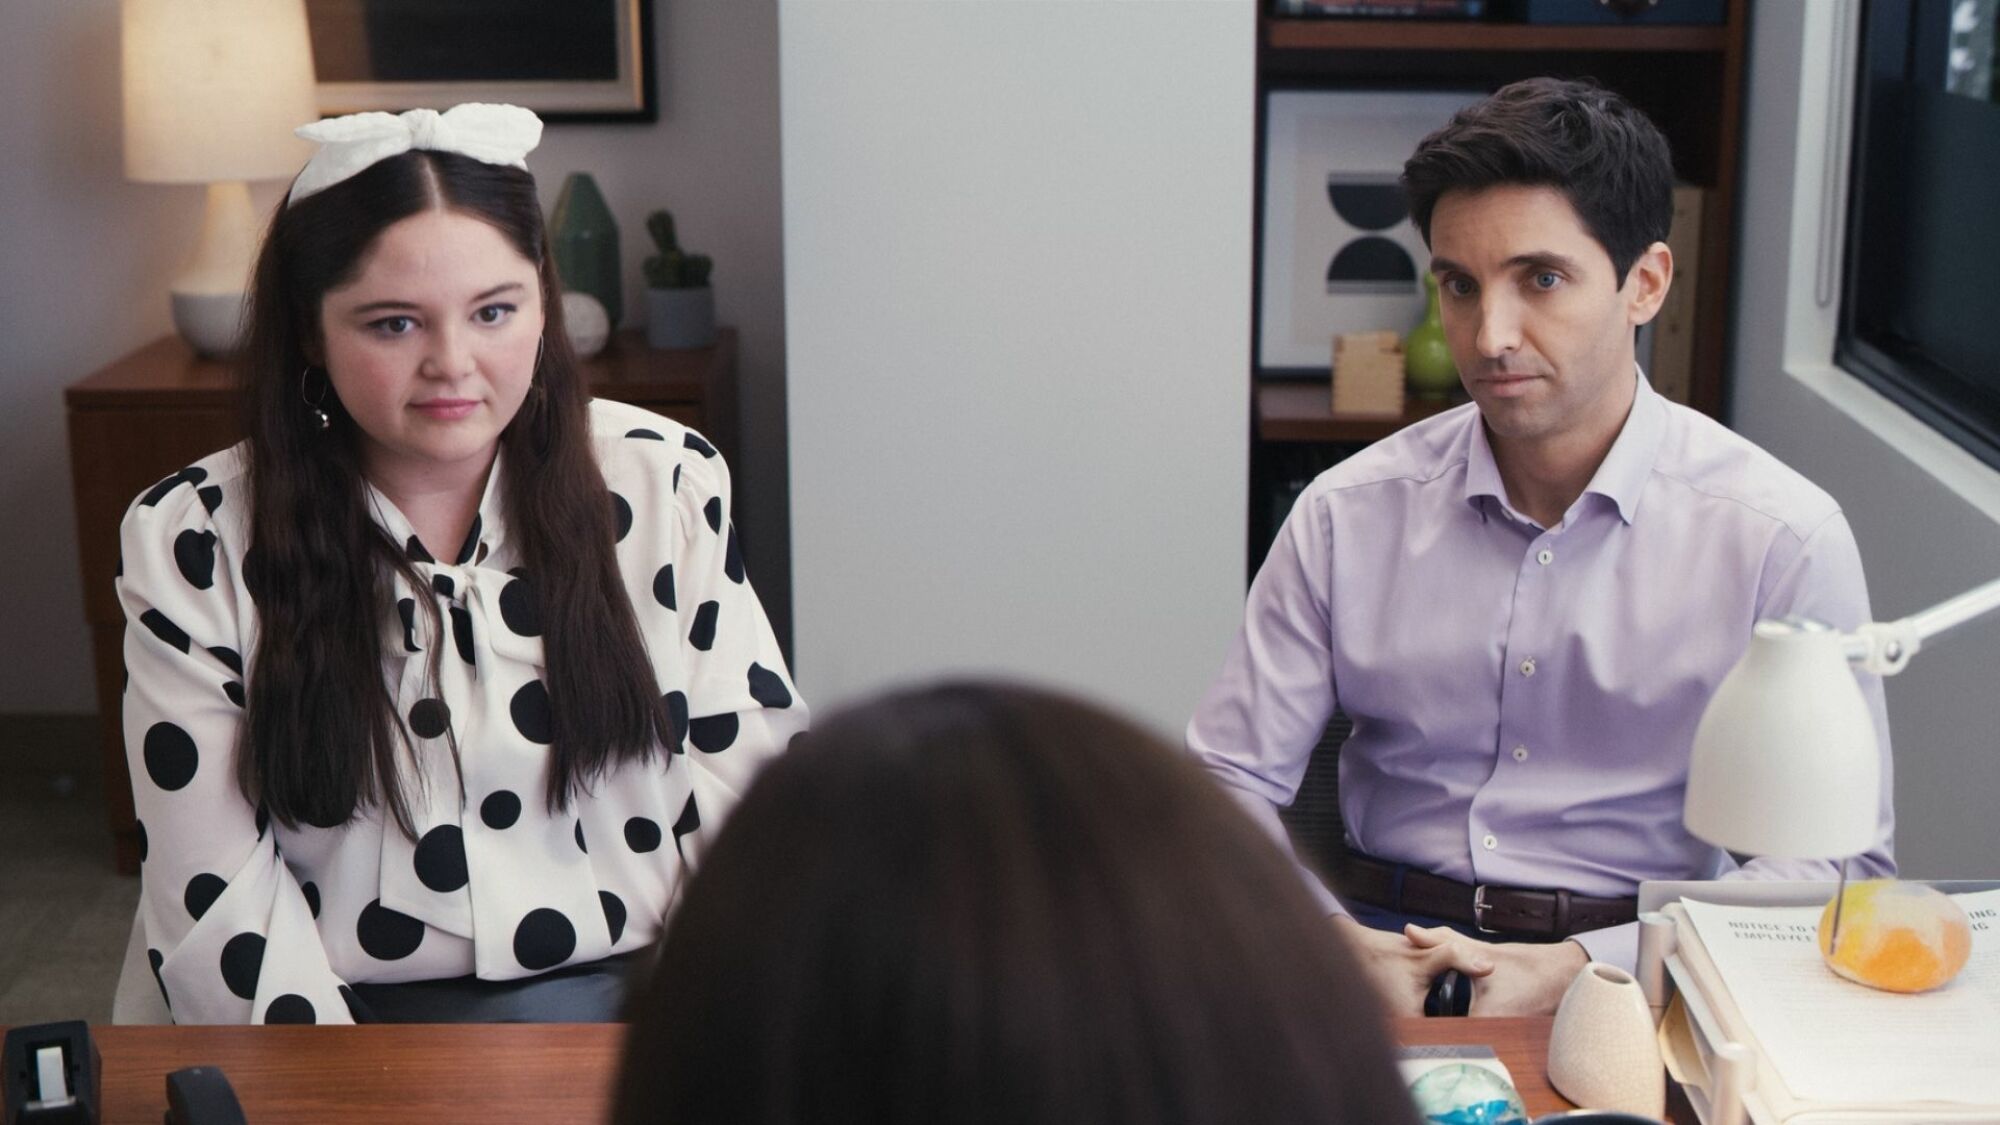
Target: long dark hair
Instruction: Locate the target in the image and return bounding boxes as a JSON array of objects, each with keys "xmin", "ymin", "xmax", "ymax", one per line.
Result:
[
  {"xmin": 613, "ymin": 681, "xmax": 1419, "ymax": 1125},
  {"xmin": 1402, "ymin": 76, "xmax": 1674, "ymax": 284},
  {"xmin": 238, "ymin": 150, "xmax": 669, "ymax": 833}
]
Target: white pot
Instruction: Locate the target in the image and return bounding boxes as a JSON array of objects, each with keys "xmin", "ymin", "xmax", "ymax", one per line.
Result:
[
  {"xmin": 1546, "ymin": 962, "xmax": 1666, "ymax": 1118},
  {"xmin": 647, "ymin": 286, "xmax": 716, "ymax": 350}
]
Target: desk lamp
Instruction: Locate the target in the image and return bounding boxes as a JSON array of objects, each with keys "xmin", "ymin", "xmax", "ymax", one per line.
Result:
[
  {"xmin": 121, "ymin": 0, "xmax": 318, "ymax": 357},
  {"xmin": 1684, "ymin": 574, "xmax": 2000, "ymax": 942}
]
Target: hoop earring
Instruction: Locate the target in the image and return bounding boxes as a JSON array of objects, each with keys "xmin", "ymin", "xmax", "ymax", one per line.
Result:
[{"xmin": 300, "ymin": 366, "xmax": 331, "ymax": 431}]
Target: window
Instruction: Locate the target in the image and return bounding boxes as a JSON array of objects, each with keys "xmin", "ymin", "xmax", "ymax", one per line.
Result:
[{"xmin": 1841, "ymin": 0, "xmax": 2000, "ymax": 466}]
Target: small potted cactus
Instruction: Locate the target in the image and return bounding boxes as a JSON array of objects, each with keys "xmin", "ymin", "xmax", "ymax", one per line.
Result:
[{"xmin": 642, "ymin": 209, "xmax": 716, "ymax": 350}]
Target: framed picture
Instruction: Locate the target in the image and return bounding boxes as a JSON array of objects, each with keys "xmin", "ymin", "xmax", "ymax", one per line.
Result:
[
  {"xmin": 1257, "ymin": 89, "xmax": 1482, "ymax": 377},
  {"xmin": 306, "ymin": 0, "xmax": 656, "ymax": 123}
]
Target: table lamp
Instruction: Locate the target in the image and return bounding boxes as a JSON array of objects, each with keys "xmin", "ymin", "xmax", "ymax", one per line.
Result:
[
  {"xmin": 121, "ymin": 0, "xmax": 318, "ymax": 357},
  {"xmin": 1685, "ymin": 575, "xmax": 2000, "ymax": 859}
]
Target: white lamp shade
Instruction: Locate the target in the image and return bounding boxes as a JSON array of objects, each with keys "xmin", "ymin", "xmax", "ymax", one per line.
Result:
[
  {"xmin": 122, "ymin": 0, "xmax": 318, "ymax": 184},
  {"xmin": 1684, "ymin": 622, "xmax": 1882, "ymax": 859}
]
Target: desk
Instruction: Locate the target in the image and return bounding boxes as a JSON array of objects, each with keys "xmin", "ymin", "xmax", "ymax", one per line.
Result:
[
  {"xmin": 3, "ymin": 1018, "xmax": 1572, "ymax": 1123},
  {"xmin": 64, "ymin": 330, "xmax": 738, "ymax": 874}
]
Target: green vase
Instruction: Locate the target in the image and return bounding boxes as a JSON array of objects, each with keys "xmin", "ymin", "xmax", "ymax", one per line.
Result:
[
  {"xmin": 550, "ymin": 173, "xmax": 622, "ymax": 329},
  {"xmin": 1404, "ymin": 272, "xmax": 1457, "ymax": 399}
]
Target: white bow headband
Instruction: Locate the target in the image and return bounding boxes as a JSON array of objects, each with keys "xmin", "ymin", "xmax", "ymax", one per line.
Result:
[{"xmin": 287, "ymin": 103, "xmax": 544, "ymax": 205}]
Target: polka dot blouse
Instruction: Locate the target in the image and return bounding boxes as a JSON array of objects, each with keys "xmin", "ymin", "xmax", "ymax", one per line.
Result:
[{"xmin": 116, "ymin": 399, "xmax": 807, "ymax": 1024}]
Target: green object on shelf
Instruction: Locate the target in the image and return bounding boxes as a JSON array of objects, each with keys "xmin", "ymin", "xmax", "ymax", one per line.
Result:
[
  {"xmin": 1405, "ymin": 272, "xmax": 1458, "ymax": 399},
  {"xmin": 551, "ymin": 173, "xmax": 622, "ymax": 329}
]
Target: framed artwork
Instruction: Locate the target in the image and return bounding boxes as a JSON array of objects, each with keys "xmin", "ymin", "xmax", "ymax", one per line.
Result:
[
  {"xmin": 1257, "ymin": 89, "xmax": 1482, "ymax": 377},
  {"xmin": 306, "ymin": 0, "xmax": 656, "ymax": 123}
]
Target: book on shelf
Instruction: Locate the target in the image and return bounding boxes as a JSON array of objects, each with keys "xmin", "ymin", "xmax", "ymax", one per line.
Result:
[
  {"xmin": 1647, "ymin": 183, "xmax": 1704, "ymax": 407},
  {"xmin": 1273, "ymin": 0, "xmax": 1488, "ymax": 18},
  {"xmin": 1655, "ymin": 887, "xmax": 2000, "ymax": 1123}
]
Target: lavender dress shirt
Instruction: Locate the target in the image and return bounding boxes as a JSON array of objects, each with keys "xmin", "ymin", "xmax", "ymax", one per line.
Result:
[{"xmin": 1187, "ymin": 375, "xmax": 1895, "ymax": 969}]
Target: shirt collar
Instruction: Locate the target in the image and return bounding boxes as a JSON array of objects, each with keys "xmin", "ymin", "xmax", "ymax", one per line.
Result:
[
  {"xmin": 363, "ymin": 449, "xmax": 509, "ymax": 567},
  {"xmin": 1461, "ymin": 368, "xmax": 1664, "ymax": 527}
]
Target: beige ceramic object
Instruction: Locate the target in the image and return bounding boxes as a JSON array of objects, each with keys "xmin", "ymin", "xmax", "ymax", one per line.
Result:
[{"xmin": 1546, "ymin": 962, "xmax": 1666, "ymax": 1118}]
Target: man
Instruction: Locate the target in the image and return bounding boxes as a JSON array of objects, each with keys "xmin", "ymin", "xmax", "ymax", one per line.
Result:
[{"xmin": 1187, "ymin": 78, "xmax": 1894, "ymax": 1017}]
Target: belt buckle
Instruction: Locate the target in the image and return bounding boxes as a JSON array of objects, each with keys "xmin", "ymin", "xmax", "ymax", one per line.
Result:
[{"xmin": 1472, "ymin": 884, "xmax": 1500, "ymax": 935}]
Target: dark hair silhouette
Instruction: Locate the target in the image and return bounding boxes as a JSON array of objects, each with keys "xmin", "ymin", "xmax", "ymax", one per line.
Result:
[
  {"xmin": 613, "ymin": 680, "xmax": 1419, "ymax": 1125},
  {"xmin": 237, "ymin": 150, "xmax": 669, "ymax": 833},
  {"xmin": 1403, "ymin": 76, "xmax": 1675, "ymax": 284}
]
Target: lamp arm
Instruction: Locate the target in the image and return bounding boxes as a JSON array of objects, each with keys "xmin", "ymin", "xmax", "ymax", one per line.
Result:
[{"xmin": 1845, "ymin": 574, "xmax": 2000, "ymax": 676}]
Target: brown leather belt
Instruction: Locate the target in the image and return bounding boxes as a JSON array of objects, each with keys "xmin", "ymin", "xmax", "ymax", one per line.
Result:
[{"xmin": 1332, "ymin": 851, "xmax": 1637, "ymax": 941}]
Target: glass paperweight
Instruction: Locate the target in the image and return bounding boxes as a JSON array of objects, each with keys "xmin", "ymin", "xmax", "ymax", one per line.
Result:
[{"xmin": 1408, "ymin": 1062, "xmax": 1531, "ymax": 1125}]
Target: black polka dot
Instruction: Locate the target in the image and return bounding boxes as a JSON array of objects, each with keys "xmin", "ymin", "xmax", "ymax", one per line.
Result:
[
  {"xmin": 724, "ymin": 527, "xmax": 744, "ymax": 584},
  {"xmin": 652, "ymin": 564, "xmax": 677, "ymax": 611},
  {"xmin": 454, "ymin": 515, "xmax": 482, "ymax": 565},
  {"xmin": 255, "ymin": 805, "xmax": 269, "ymax": 839},
  {"xmin": 148, "ymin": 948, "xmax": 167, "ymax": 1006},
  {"xmin": 137, "ymin": 820, "xmax": 149, "ymax": 862},
  {"xmin": 408, "ymin": 698, "xmax": 450, "ymax": 739},
  {"xmin": 174, "ymin": 529, "xmax": 218, "ymax": 590},
  {"xmin": 703, "ymin": 495, "xmax": 723, "ymax": 533},
  {"xmin": 432, "ymin": 573, "xmax": 455, "ymax": 599},
  {"xmin": 184, "ymin": 873, "xmax": 226, "ymax": 920},
  {"xmin": 664, "ymin": 691, "xmax": 689, "ymax": 752},
  {"xmin": 673, "ymin": 464, "xmax": 682, "ymax": 491},
  {"xmin": 140, "ymin": 609, "xmax": 191, "ymax": 654},
  {"xmin": 144, "ymin": 722, "xmax": 199, "ymax": 790},
  {"xmin": 197, "ymin": 484, "xmax": 223, "ymax": 514},
  {"xmin": 301, "ymin": 881, "xmax": 321, "ymax": 919},
  {"xmin": 684, "ymin": 432, "xmax": 717, "ymax": 458},
  {"xmin": 405, "ymin": 536, "xmax": 434, "ymax": 563},
  {"xmin": 600, "ymin": 891, "xmax": 627, "ymax": 944},
  {"xmin": 413, "ymin": 825, "xmax": 469, "ymax": 893},
  {"xmin": 623, "ymin": 817, "xmax": 663, "ymax": 853},
  {"xmin": 223, "ymin": 681, "xmax": 245, "ymax": 708},
  {"xmin": 747, "ymin": 663, "xmax": 792, "ymax": 709},
  {"xmin": 207, "ymin": 645, "xmax": 243, "ymax": 675},
  {"xmin": 672, "ymin": 794, "xmax": 702, "ymax": 849},
  {"xmin": 220, "ymin": 932, "xmax": 264, "ymax": 999},
  {"xmin": 574, "ymin": 820, "xmax": 588, "ymax": 853},
  {"xmin": 611, "ymin": 492, "xmax": 633, "ymax": 542},
  {"xmin": 397, "ymin": 598, "xmax": 419, "ymax": 652},
  {"xmin": 357, "ymin": 899, "xmax": 425, "ymax": 961},
  {"xmin": 510, "ymin": 680, "xmax": 553, "ymax": 744},
  {"xmin": 626, "ymin": 428, "xmax": 664, "ymax": 441},
  {"xmin": 450, "ymin": 605, "xmax": 475, "ymax": 665},
  {"xmin": 480, "ymin": 790, "xmax": 522, "ymax": 830},
  {"xmin": 513, "ymin": 908, "xmax": 577, "ymax": 971},
  {"xmin": 141, "ymin": 466, "xmax": 207, "ymax": 507},
  {"xmin": 690, "ymin": 713, "xmax": 739, "ymax": 753},
  {"xmin": 499, "ymin": 576, "xmax": 541, "ymax": 637},
  {"xmin": 264, "ymin": 994, "xmax": 316, "ymax": 1024},
  {"xmin": 689, "ymin": 601, "xmax": 720, "ymax": 650}
]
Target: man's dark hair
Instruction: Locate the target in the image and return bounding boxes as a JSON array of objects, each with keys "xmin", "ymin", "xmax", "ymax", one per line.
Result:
[{"xmin": 1402, "ymin": 76, "xmax": 1674, "ymax": 284}]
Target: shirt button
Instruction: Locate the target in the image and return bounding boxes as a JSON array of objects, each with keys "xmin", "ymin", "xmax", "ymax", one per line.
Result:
[
  {"xmin": 1519, "ymin": 657, "xmax": 1536, "ymax": 677},
  {"xmin": 1513, "ymin": 745, "xmax": 1530, "ymax": 762},
  {"xmin": 1482, "ymin": 834, "xmax": 1499, "ymax": 851},
  {"xmin": 1537, "ymin": 548, "xmax": 1554, "ymax": 565}
]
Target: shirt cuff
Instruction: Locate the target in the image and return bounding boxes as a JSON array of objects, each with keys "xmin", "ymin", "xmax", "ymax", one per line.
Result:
[{"xmin": 1570, "ymin": 919, "xmax": 1639, "ymax": 973}]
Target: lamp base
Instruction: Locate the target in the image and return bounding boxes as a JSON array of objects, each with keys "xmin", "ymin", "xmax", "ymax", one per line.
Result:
[{"xmin": 171, "ymin": 290, "xmax": 248, "ymax": 358}]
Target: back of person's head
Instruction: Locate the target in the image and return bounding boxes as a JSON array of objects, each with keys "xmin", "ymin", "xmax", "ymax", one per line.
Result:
[
  {"xmin": 612, "ymin": 680, "xmax": 1419, "ymax": 1125},
  {"xmin": 1402, "ymin": 76, "xmax": 1674, "ymax": 284}
]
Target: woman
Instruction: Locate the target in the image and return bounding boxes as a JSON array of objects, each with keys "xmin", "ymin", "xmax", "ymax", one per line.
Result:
[
  {"xmin": 612, "ymin": 681, "xmax": 1419, "ymax": 1125},
  {"xmin": 117, "ymin": 104, "xmax": 804, "ymax": 1024}
]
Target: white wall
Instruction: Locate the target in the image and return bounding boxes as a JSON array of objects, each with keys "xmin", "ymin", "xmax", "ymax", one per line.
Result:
[
  {"xmin": 1733, "ymin": 2, "xmax": 2000, "ymax": 876},
  {"xmin": 780, "ymin": 0, "xmax": 1254, "ymax": 732},
  {"xmin": 0, "ymin": 0, "xmax": 791, "ymax": 716}
]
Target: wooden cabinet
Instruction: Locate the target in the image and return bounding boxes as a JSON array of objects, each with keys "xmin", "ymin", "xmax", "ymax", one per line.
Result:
[{"xmin": 66, "ymin": 329, "xmax": 738, "ymax": 872}]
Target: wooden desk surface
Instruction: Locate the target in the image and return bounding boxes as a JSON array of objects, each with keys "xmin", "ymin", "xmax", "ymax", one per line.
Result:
[{"xmin": 2, "ymin": 1018, "xmax": 1571, "ymax": 1123}]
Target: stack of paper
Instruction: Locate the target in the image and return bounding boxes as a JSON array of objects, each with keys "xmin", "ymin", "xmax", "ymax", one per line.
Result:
[{"xmin": 1660, "ymin": 888, "xmax": 2000, "ymax": 1122}]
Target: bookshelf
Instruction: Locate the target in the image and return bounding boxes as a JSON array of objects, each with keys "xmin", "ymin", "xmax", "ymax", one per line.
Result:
[{"xmin": 1247, "ymin": 3, "xmax": 1749, "ymax": 549}]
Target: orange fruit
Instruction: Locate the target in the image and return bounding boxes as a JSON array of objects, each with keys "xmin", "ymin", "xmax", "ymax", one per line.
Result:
[{"xmin": 1818, "ymin": 880, "xmax": 1972, "ymax": 993}]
